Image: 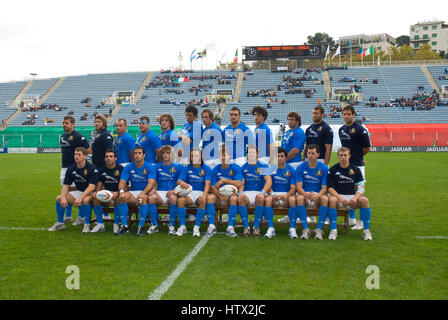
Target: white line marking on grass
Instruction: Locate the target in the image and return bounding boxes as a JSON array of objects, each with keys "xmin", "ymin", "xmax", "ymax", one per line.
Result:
[
  {"xmin": 148, "ymin": 235, "xmax": 210, "ymax": 300},
  {"xmin": 415, "ymin": 236, "xmax": 448, "ymax": 240},
  {"xmin": 0, "ymin": 226, "xmax": 47, "ymax": 231}
]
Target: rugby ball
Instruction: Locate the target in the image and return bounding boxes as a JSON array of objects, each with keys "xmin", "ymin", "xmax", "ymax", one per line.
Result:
[
  {"xmin": 96, "ymin": 190, "xmax": 114, "ymax": 202},
  {"xmin": 219, "ymin": 184, "xmax": 238, "ymax": 197},
  {"xmin": 174, "ymin": 184, "xmax": 193, "ymax": 197}
]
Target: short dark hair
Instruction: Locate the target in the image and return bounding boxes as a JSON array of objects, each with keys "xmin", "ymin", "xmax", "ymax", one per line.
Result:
[
  {"xmin": 307, "ymin": 144, "xmax": 320, "ymax": 154},
  {"xmin": 201, "ymin": 109, "xmax": 214, "ymax": 121},
  {"xmin": 287, "ymin": 112, "xmax": 301, "ymax": 126},
  {"xmin": 63, "ymin": 116, "xmax": 75, "ymax": 124},
  {"xmin": 251, "ymin": 106, "xmax": 268, "ymax": 120},
  {"xmin": 229, "ymin": 107, "xmax": 241, "ymax": 115},
  {"xmin": 342, "ymin": 105, "xmax": 355, "ymax": 115},
  {"xmin": 185, "ymin": 105, "xmax": 198, "ymax": 117},
  {"xmin": 116, "ymin": 118, "xmax": 127, "ymax": 125},
  {"xmin": 314, "ymin": 106, "xmax": 325, "ymax": 114},
  {"xmin": 74, "ymin": 147, "xmax": 87, "ymax": 155},
  {"xmin": 104, "ymin": 149, "xmax": 116, "ymax": 157},
  {"xmin": 277, "ymin": 147, "xmax": 288, "ymax": 157},
  {"xmin": 133, "ymin": 146, "xmax": 146, "ymax": 155},
  {"xmin": 139, "ymin": 115, "xmax": 150, "ymax": 123},
  {"xmin": 190, "ymin": 148, "xmax": 204, "ymax": 166}
]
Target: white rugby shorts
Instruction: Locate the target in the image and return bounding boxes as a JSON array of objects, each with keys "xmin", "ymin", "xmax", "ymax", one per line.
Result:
[
  {"xmin": 187, "ymin": 191, "xmax": 204, "ymax": 204},
  {"xmin": 129, "ymin": 190, "xmax": 145, "ymax": 199},
  {"xmin": 337, "ymin": 194, "xmax": 357, "ymax": 209},
  {"xmin": 156, "ymin": 190, "xmax": 169, "ymax": 204},
  {"xmin": 242, "ymin": 191, "xmax": 259, "ymax": 206},
  {"xmin": 69, "ymin": 190, "xmax": 84, "ymax": 199}
]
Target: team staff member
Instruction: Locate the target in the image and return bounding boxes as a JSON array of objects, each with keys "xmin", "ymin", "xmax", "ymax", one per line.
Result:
[
  {"xmin": 59, "ymin": 116, "xmax": 91, "ymax": 224},
  {"xmin": 91, "ymin": 149, "xmax": 124, "ymax": 234},
  {"xmin": 136, "ymin": 116, "xmax": 162, "ymax": 163},
  {"xmin": 281, "ymin": 112, "xmax": 306, "ymax": 169},
  {"xmin": 339, "ymin": 104, "xmax": 371, "ymax": 229},
  {"xmin": 114, "ymin": 118, "xmax": 136, "ymax": 167},
  {"xmin": 327, "ymin": 147, "xmax": 373, "ymax": 241},
  {"xmin": 49, "ymin": 147, "xmax": 98, "ymax": 233},
  {"xmin": 303, "ymin": 106, "xmax": 333, "ymax": 165},
  {"xmin": 201, "ymin": 109, "xmax": 223, "ymax": 169},
  {"xmin": 91, "ymin": 115, "xmax": 113, "ymax": 169}
]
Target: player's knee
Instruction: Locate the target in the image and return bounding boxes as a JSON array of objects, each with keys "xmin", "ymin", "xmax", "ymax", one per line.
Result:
[
  {"xmin": 176, "ymin": 196, "xmax": 185, "ymax": 206},
  {"xmin": 288, "ymin": 196, "xmax": 296, "ymax": 207},
  {"xmin": 255, "ymin": 194, "xmax": 264, "ymax": 203},
  {"xmin": 264, "ymin": 197, "xmax": 272, "ymax": 207},
  {"xmin": 296, "ymin": 195, "xmax": 305, "ymax": 205},
  {"xmin": 82, "ymin": 198, "xmax": 90, "ymax": 205},
  {"xmin": 197, "ymin": 196, "xmax": 206, "ymax": 206},
  {"xmin": 229, "ymin": 195, "xmax": 238, "ymax": 206},
  {"xmin": 360, "ymin": 197, "xmax": 369, "ymax": 208},
  {"xmin": 237, "ymin": 196, "xmax": 245, "ymax": 206},
  {"xmin": 329, "ymin": 196, "xmax": 338, "ymax": 208},
  {"xmin": 320, "ymin": 195, "xmax": 328, "ymax": 206},
  {"xmin": 207, "ymin": 193, "xmax": 216, "ymax": 204}
]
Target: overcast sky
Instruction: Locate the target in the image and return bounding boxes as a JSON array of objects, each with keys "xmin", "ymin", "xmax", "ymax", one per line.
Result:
[{"xmin": 0, "ymin": 0, "xmax": 446, "ymax": 82}]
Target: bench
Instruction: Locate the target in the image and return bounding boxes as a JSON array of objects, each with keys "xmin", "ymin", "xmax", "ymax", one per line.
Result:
[{"xmin": 98, "ymin": 205, "xmax": 349, "ymax": 233}]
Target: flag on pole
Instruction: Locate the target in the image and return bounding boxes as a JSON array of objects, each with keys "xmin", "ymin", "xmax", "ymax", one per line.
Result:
[
  {"xmin": 325, "ymin": 46, "xmax": 330, "ymax": 60},
  {"xmin": 363, "ymin": 44, "xmax": 374, "ymax": 57},
  {"xmin": 331, "ymin": 45, "xmax": 341, "ymax": 60},
  {"xmin": 233, "ymin": 48, "xmax": 238, "ymax": 63},
  {"xmin": 195, "ymin": 49, "xmax": 207, "ymax": 60},
  {"xmin": 357, "ymin": 47, "xmax": 363, "ymax": 60},
  {"xmin": 174, "ymin": 77, "xmax": 190, "ymax": 83},
  {"xmin": 190, "ymin": 49, "xmax": 197, "ymax": 63}
]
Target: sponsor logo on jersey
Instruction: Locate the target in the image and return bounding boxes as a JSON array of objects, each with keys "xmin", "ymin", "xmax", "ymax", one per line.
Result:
[
  {"xmin": 234, "ymin": 129, "xmax": 242, "ymax": 135},
  {"xmin": 96, "ymin": 134, "xmax": 100, "ymax": 138}
]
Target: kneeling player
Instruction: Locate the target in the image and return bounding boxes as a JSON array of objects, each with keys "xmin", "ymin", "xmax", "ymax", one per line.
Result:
[
  {"xmin": 209, "ymin": 145, "xmax": 242, "ymax": 237},
  {"xmin": 270, "ymin": 148, "xmax": 298, "ymax": 239},
  {"xmin": 117, "ymin": 147, "xmax": 156, "ymax": 235},
  {"xmin": 295, "ymin": 144, "xmax": 329, "ymax": 240},
  {"xmin": 49, "ymin": 147, "xmax": 98, "ymax": 233},
  {"xmin": 327, "ymin": 147, "xmax": 372, "ymax": 240},
  {"xmin": 176, "ymin": 148, "xmax": 213, "ymax": 237},
  {"xmin": 147, "ymin": 145, "xmax": 183, "ymax": 235},
  {"xmin": 237, "ymin": 146, "xmax": 272, "ymax": 238},
  {"xmin": 91, "ymin": 149, "xmax": 124, "ymax": 233}
]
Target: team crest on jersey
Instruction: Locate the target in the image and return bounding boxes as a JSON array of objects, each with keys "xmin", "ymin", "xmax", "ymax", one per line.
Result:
[
  {"xmin": 350, "ymin": 128, "xmax": 356, "ymax": 134},
  {"xmin": 255, "ymin": 168, "xmax": 261, "ymax": 175},
  {"xmin": 199, "ymin": 169, "xmax": 205, "ymax": 176},
  {"xmin": 316, "ymin": 169, "xmax": 322, "ymax": 177},
  {"xmin": 83, "ymin": 169, "xmax": 88, "ymax": 176},
  {"xmin": 318, "ymin": 126, "xmax": 323, "ymax": 132},
  {"xmin": 68, "ymin": 135, "xmax": 74, "ymax": 141},
  {"xmin": 161, "ymin": 135, "xmax": 166, "ymax": 141},
  {"xmin": 143, "ymin": 169, "xmax": 148, "ymax": 175},
  {"xmin": 96, "ymin": 134, "xmax": 100, "ymax": 138},
  {"xmin": 114, "ymin": 170, "xmax": 120, "ymax": 177},
  {"xmin": 234, "ymin": 129, "xmax": 242, "ymax": 135},
  {"xmin": 169, "ymin": 167, "xmax": 176, "ymax": 174},
  {"xmin": 229, "ymin": 169, "xmax": 234, "ymax": 176},
  {"xmin": 284, "ymin": 171, "xmax": 291, "ymax": 177},
  {"xmin": 349, "ymin": 169, "xmax": 355, "ymax": 175}
]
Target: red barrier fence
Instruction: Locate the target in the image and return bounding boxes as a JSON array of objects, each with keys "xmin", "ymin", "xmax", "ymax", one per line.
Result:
[{"xmin": 365, "ymin": 123, "xmax": 448, "ymax": 147}]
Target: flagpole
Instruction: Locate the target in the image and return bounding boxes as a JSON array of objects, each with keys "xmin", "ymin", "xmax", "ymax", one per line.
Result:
[{"xmin": 372, "ymin": 44, "xmax": 375, "ymax": 67}]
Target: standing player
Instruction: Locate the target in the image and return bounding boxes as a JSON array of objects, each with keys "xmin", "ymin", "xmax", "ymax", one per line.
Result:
[
  {"xmin": 295, "ymin": 144, "xmax": 329, "ymax": 240},
  {"xmin": 158, "ymin": 113, "xmax": 182, "ymax": 157},
  {"xmin": 114, "ymin": 118, "xmax": 136, "ymax": 167},
  {"xmin": 147, "ymin": 145, "xmax": 184, "ymax": 235},
  {"xmin": 209, "ymin": 145, "xmax": 242, "ymax": 237},
  {"xmin": 303, "ymin": 106, "xmax": 333, "ymax": 166},
  {"xmin": 91, "ymin": 115, "xmax": 113, "ymax": 170},
  {"xmin": 269, "ymin": 148, "xmax": 298, "ymax": 239},
  {"xmin": 59, "ymin": 116, "xmax": 91, "ymax": 225},
  {"xmin": 281, "ymin": 112, "xmax": 306, "ymax": 169},
  {"xmin": 252, "ymin": 106, "xmax": 274, "ymax": 164},
  {"xmin": 176, "ymin": 148, "xmax": 213, "ymax": 237},
  {"xmin": 49, "ymin": 147, "xmax": 98, "ymax": 233},
  {"xmin": 201, "ymin": 109, "xmax": 223, "ymax": 169},
  {"xmin": 91, "ymin": 149, "xmax": 124, "ymax": 234},
  {"xmin": 327, "ymin": 147, "xmax": 373, "ymax": 240},
  {"xmin": 237, "ymin": 146, "xmax": 272, "ymax": 238},
  {"xmin": 117, "ymin": 147, "xmax": 156, "ymax": 235},
  {"xmin": 339, "ymin": 104, "xmax": 371, "ymax": 229},
  {"xmin": 179, "ymin": 106, "xmax": 203, "ymax": 164},
  {"xmin": 136, "ymin": 116, "xmax": 162, "ymax": 163},
  {"xmin": 223, "ymin": 107, "xmax": 255, "ymax": 166}
]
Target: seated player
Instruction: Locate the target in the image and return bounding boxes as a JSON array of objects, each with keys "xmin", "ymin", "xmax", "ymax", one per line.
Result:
[
  {"xmin": 176, "ymin": 148, "xmax": 213, "ymax": 237},
  {"xmin": 327, "ymin": 147, "xmax": 372, "ymax": 241},
  {"xmin": 209, "ymin": 145, "xmax": 242, "ymax": 237},
  {"xmin": 269, "ymin": 148, "xmax": 298, "ymax": 239},
  {"xmin": 147, "ymin": 145, "xmax": 184, "ymax": 235},
  {"xmin": 48, "ymin": 147, "xmax": 98, "ymax": 234},
  {"xmin": 237, "ymin": 146, "xmax": 272, "ymax": 238},
  {"xmin": 117, "ymin": 147, "xmax": 156, "ymax": 236},
  {"xmin": 295, "ymin": 144, "xmax": 329, "ymax": 240},
  {"xmin": 90, "ymin": 149, "xmax": 124, "ymax": 234}
]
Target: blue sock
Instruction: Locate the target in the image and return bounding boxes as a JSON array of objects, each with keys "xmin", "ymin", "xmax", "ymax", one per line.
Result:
[
  {"xmin": 178, "ymin": 207, "xmax": 187, "ymax": 226},
  {"xmin": 264, "ymin": 206, "xmax": 274, "ymax": 228},
  {"xmin": 253, "ymin": 205, "xmax": 264, "ymax": 228},
  {"xmin": 118, "ymin": 203, "xmax": 128, "ymax": 226},
  {"xmin": 359, "ymin": 207, "xmax": 371, "ymax": 230},
  {"xmin": 349, "ymin": 209, "xmax": 356, "ymax": 220},
  {"xmin": 206, "ymin": 203, "xmax": 215, "ymax": 225},
  {"xmin": 56, "ymin": 202, "xmax": 65, "ymax": 223},
  {"xmin": 238, "ymin": 206, "xmax": 250, "ymax": 228},
  {"xmin": 65, "ymin": 205, "xmax": 72, "ymax": 218},
  {"xmin": 317, "ymin": 206, "xmax": 329, "ymax": 229},
  {"xmin": 227, "ymin": 205, "xmax": 238, "ymax": 227},
  {"xmin": 138, "ymin": 204, "xmax": 149, "ymax": 227},
  {"xmin": 113, "ymin": 206, "xmax": 120, "ymax": 224},
  {"xmin": 328, "ymin": 208, "xmax": 338, "ymax": 230},
  {"xmin": 288, "ymin": 206, "xmax": 297, "ymax": 229},
  {"xmin": 81, "ymin": 204, "xmax": 91, "ymax": 224},
  {"xmin": 297, "ymin": 205, "xmax": 309, "ymax": 229},
  {"xmin": 148, "ymin": 204, "xmax": 158, "ymax": 226},
  {"xmin": 93, "ymin": 205, "xmax": 104, "ymax": 224},
  {"xmin": 169, "ymin": 204, "xmax": 177, "ymax": 226},
  {"xmin": 195, "ymin": 208, "xmax": 206, "ymax": 227}
]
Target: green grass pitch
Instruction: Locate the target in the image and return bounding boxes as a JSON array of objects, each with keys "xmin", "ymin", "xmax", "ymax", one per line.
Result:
[{"xmin": 0, "ymin": 153, "xmax": 447, "ymax": 300}]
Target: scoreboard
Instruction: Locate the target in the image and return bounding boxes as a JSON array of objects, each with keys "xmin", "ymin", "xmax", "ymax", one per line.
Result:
[{"xmin": 243, "ymin": 45, "xmax": 323, "ymax": 61}]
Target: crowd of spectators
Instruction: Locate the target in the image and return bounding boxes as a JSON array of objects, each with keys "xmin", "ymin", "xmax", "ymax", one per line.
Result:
[
  {"xmin": 22, "ymin": 113, "xmax": 38, "ymax": 125},
  {"xmin": 247, "ymin": 89, "xmax": 277, "ymax": 98},
  {"xmin": 147, "ymin": 73, "xmax": 236, "ymax": 89},
  {"xmin": 285, "ymin": 88, "xmax": 316, "ymax": 98},
  {"xmin": 366, "ymin": 90, "xmax": 441, "ymax": 110},
  {"xmin": 22, "ymin": 103, "xmax": 66, "ymax": 112}
]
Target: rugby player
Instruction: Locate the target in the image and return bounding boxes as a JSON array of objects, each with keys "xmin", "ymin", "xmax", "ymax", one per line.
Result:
[
  {"xmin": 59, "ymin": 116, "xmax": 91, "ymax": 225},
  {"xmin": 179, "ymin": 106, "xmax": 203, "ymax": 164},
  {"xmin": 280, "ymin": 112, "xmax": 306, "ymax": 169},
  {"xmin": 114, "ymin": 118, "xmax": 136, "ymax": 167},
  {"xmin": 295, "ymin": 144, "xmax": 329, "ymax": 240},
  {"xmin": 49, "ymin": 147, "xmax": 98, "ymax": 233},
  {"xmin": 327, "ymin": 147, "xmax": 373, "ymax": 240},
  {"xmin": 91, "ymin": 115, "xmax": 113, "ymax": 170},
  {"xmin": 237, "ymin": 146, "xmax": 272, "ymax": 238},
  {"xmin": 303, "ymin": 106, "xmax": 333, "ymax": 166},
  {"xmin": 117, "ymin": 147, "xmax": 156, "ymax": 236},
  {"xmin": 223, "ymin": 107, "xmax": 255, "ymax": 166},
  {"xmin": 339, "ymin": 104, "xmax": 371, "ymax": 229},
  {"xmin": 176, "ymin": 148, "xmax": 213, "ymax": 237},
  {"xmin": 209, "ymin": 145, "xmax": 242, "ymax": 237},
  {"xmin": 158, "ymin": 113, "xmax": 182, "ymax": 158},
  {"xmin": 269, "ymin": 148, "xmax": 298, "ymax": 239},
  {"xmin": 252, "ymin": 106, "xmax": 274, "ymax": 164},
  {"xmin": 201, "ymin": 109, "xmax": 223, "ymax": 169},
  {"xmin": 147, "ymin": 145, "xmax": 184, "ymax": 235},
  {"xmin": 91, "ymin": 149, "xmax": 124, "ymax": 234}
]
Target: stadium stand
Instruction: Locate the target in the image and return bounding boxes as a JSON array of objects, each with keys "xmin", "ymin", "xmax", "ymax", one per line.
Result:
[{"xmin": 0, "ymin": 81, "xmax": 27, "ymax": 108}]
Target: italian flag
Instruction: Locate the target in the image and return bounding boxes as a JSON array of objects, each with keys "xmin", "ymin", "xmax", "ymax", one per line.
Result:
[
  {"xmin": 233, "ymin": 48, "xmax": 238, "ymax": 63},
  {"xmin": 363, "ymin": 45, "xmax": 374, "ymax": 57},
  {"xmin": 174, "ymin": 77, "xmax": 190, "ymax": 83}
]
